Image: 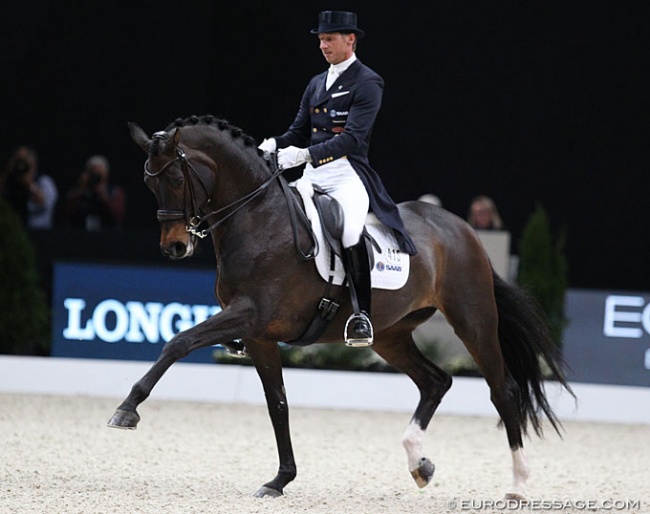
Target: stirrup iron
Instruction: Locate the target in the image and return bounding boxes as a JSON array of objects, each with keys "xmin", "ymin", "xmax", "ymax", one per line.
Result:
[
  {"xmin": 222, "ymin": 340, "xmax": 248, "ymax": 358},
  {"xmin": 344, "ymin": 312, "xmax": 374, "ymax": 347}
]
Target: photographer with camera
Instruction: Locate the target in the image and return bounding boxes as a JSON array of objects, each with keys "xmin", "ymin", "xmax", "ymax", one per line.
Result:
[
  {"xmin": 1, "ymin": 146, "xmax": 59, "ymax": 229},
  {"xmin": 65, "ymin": 155, "xmax": 125, "ymax": 231}
]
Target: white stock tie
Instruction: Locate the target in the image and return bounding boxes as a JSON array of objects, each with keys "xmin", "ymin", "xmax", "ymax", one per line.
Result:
[{"xmin": 326, "ymin": 68, "xmax": 338, "ymax": 90}]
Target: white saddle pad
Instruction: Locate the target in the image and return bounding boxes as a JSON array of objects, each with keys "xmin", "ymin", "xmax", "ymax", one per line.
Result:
[{"xmin": 294, "ymin": 177, "xmax": 409, "ymax": 290}]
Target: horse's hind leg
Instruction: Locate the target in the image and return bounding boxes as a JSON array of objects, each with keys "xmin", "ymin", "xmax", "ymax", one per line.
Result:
[
  {"xmin": 442, "ymin": 286, "xmax": 530, "ymax": 498},
  {"xmin": 373, "ymin": 325, "xmax": 452, "ymax": 488}
]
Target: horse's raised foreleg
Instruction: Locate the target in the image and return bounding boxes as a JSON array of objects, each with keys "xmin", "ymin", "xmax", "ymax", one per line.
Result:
[
  {"xmin": 107, "ymin": 302, "xmax": 254, "ymax": 429},
  {"xmin": 373, "ymin": 328, "xmax": 452, "ymax": 489},
  {"xmin": 244, "ymin": 341, "xmax": 297, "ymax": 498}
]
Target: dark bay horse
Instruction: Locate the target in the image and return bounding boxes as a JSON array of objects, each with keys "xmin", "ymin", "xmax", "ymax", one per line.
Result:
[{"xmin": 108, "ymin": 115, "xmax": 572, "ymax": 499}]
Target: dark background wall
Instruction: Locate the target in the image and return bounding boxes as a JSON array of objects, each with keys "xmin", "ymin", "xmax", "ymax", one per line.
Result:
[{"xmin": 2, "ymin": 1, "xmax": 647, "ymax": 291}]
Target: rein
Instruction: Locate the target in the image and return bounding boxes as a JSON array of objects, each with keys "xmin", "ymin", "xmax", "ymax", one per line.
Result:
[
  {"xmin": 144, "ymin": 145, "xmax": 317, "ymax": 260},
  {"xmin": 144, "ymin": 146, "xmax": 285, "ymax": 239}
]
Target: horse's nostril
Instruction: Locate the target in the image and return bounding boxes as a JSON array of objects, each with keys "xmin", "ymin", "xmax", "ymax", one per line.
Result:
[
  {"xmin": 160, "ymin": 242, "xmax": 186, "ymax": 259},
  {"xmin": 172, "ymin": 242, "xmax": 186, "ymax": 256}
]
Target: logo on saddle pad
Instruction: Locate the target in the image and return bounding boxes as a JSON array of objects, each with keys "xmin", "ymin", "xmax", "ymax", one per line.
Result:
[
  {"xmin": 293, "ymin": 177, "xmax": 410, "ymax": 290},
  {"xmin": 314, "ymin": 226, "xmax": 409, "ymax": 290},
  {"xmin": 375, "ymin": 248, "xmax": 403, "ymax": 273}
]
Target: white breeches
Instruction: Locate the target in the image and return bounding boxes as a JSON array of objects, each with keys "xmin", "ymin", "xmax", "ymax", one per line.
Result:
[{"xmin": 302, "ymin": 159, "xmax": 369, "ymax": 248}]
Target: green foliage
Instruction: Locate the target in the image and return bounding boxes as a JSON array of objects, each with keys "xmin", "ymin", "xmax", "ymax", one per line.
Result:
[
  {"xmin": 215, "ymin": 337, "xmax": 482, "ymax": 376},
  {"xmin": 215, "ymin": 342, "xmax": 397, "ymax": 372},
  {"xmin": 517, "ymin": 204, "xmax": 568, "ymax": 345},
  {"xmin": 0, "ymin": 197, "xmax": 51, "ymax": 354},
  {"xmin": 414, "ymin": 334, "xmax": 480, "ymax": 377}
]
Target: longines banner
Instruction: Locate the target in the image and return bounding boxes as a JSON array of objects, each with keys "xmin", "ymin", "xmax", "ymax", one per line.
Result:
[
  {"xmin": 51, "ymin": 262, "xmax": 221, "ymax": 363},
  {"xmin": 563, "ymin": 289, "xmax": 650, "ymax": 387}
]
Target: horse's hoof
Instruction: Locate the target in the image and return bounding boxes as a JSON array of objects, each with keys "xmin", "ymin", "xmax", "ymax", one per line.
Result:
[
  {"xmin": 253, "ymin": 485, "xmax": 283, "ymax": 498},
  {"xmin": 505, "ymin": 492, "xmax": 526, "ymax": 502},
  {"xmin": 410, "ymin": 457, "xmax": 435, "ymax": 488},
  {"xmin": 107, "ymin": 409, "xmax": 140, "ymax": 430}
]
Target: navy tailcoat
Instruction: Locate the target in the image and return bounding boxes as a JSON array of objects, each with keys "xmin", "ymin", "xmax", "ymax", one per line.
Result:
[{"xmin": 274, "ymin": 59, "xmax": 417, "ymax": 255}]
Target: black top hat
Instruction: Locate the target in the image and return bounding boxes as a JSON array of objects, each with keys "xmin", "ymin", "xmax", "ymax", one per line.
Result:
[{"xmin": 311, "ymin": 11, "xmax": 365, "ymax": 38}]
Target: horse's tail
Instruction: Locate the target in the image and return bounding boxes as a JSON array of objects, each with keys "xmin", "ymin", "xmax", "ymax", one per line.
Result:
[{"xmin": 492, "ymin": 269, "xmax": 574, "ymax": 437}]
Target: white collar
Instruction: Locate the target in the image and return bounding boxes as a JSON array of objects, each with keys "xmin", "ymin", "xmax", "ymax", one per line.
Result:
[{"xmin": 329, "ymin": 53, "xmax": 357, "ymax": 76}]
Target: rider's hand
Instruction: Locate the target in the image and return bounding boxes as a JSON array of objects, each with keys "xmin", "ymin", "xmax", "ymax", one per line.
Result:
[
  {"xmin": 258, "ymin": 138, "xmax": 277, "ymax": 154},
  {"xmin": 278, "ymin": 146, "xmax": 312, "ymax": 169}
]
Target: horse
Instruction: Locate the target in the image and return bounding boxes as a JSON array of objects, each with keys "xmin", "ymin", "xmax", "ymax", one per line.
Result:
[{"xmin": 108, "ymin": 114, "xmax": 573, "ymax": 500}]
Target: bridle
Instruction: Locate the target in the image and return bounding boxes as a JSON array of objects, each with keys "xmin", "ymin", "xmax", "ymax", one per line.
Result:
[{"xmin": 144, "ymin": 144, "xmax": 284, "ymax": 239}]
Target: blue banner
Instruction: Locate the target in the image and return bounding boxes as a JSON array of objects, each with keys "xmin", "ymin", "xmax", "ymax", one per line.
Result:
[
  {"xmin": 563, "ymin": 289, "xmax": 650, "ymax": 387},
  {"xmin": 51, "ymin": 262, "xmax": 222, "ymax": 362}
]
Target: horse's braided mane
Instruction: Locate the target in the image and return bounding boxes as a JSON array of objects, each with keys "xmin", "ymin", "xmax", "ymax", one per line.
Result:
[{"xmin": 163, "ymin": 115, "xmax": 268, "ymax": 162}]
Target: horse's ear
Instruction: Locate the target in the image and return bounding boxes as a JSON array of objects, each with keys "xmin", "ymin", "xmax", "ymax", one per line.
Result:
[
  {"xmin": 128, "ymin": 122, "xmax": 151, "ymax": 153},
  {"xmin": 163, "ymin": 128, "xmax": 181, "ymax": 155}
]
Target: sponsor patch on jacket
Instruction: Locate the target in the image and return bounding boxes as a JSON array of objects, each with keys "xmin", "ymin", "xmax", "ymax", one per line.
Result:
[{"xmin": 330, "ymin": 110, "xmax": 349, "ymax": 117}]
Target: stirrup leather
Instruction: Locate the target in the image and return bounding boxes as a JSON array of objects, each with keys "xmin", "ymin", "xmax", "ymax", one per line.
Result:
[{"xmin": 344, "ymin": 312, "xmax": 374, "ymax": 347}]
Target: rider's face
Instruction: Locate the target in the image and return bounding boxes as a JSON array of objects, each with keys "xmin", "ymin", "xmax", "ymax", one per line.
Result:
[{"xmin": 318, "ymin": 32, "xmax": 355, "ymax": 65}]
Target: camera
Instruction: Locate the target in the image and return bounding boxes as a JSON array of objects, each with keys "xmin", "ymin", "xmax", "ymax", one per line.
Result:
[
  {"xmin": 12, "ymin": 158, "xmax": 29, "ymax": 175},
  {"xmin": 87, "ymin": 171, "xmax": 102, "ymax": 187}
]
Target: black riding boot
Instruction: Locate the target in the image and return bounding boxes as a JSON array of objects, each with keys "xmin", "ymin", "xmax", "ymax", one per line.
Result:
[{"xmin": 342, "ymin": 238, "xmax": 373, "ymax": 347}]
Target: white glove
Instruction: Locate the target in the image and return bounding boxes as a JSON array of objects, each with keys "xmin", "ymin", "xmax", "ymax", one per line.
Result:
[
  {"xmin": 278, "ymin": 146, "xmax": 312, "ymax": 169},
  {"xmin": 258, "ymin": 138, "xmax": 277, "ymax": 154}
]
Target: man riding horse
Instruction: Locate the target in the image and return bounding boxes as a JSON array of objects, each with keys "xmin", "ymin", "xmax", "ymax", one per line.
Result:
[{"xmin": 259, "ymin": 10, "xmax": 417, "ymax": 347}]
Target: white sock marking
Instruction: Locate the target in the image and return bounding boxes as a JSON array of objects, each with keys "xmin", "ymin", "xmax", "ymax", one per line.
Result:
[
  {"xmin": 510, "ymin": 447, "xmax": 530, "ymax": 495},
  {"xmin": 402, "ymin": 421, "xmax": 426, "ymax": 471}
]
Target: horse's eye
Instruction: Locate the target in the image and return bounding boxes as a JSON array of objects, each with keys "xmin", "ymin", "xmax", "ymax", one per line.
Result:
[{"xmin": 171, "ymin": 176, "xmax": 184, "ymax": 188}]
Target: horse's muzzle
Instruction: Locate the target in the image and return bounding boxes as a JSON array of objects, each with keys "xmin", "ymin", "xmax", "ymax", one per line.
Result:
[
  {"xmin": 159, "ymin": 222, "xmax": 195, "ymax": 260},
  {"xmin": 160, "ymin": 239, "xmax": 194, "ymax": 260}
]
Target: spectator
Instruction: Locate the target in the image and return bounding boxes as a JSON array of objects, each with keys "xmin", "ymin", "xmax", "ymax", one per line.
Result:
[
  {"xmin": 0, "ymin": 146, "xmax": 58, "ymax": 229},
  {"xmin": 467, "ymin": 195, "xmax": 504, "ymax": 230},
  {"xmin": 65, "ymin": 155, "xmax": 125, "ymax": 231}
]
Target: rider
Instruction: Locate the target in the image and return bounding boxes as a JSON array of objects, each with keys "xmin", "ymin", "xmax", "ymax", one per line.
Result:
[{"xmin": 259, "ymin": 10, "xmax": 416, "ymax": 347}]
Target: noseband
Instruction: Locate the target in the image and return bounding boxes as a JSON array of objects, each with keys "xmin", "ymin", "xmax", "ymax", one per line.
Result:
[{"xmin": 144, "ymin": 144, "xmax": 284, "ymax": 238}]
